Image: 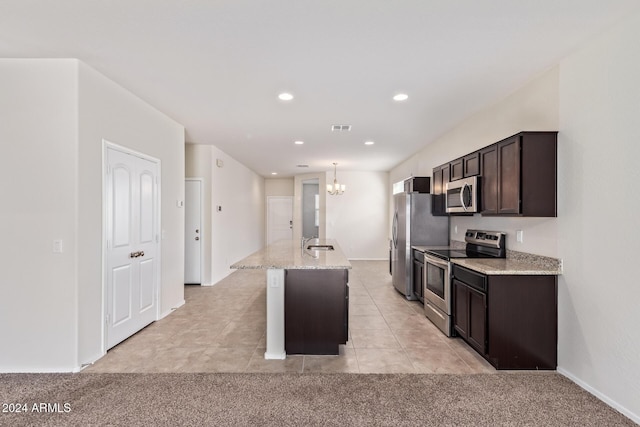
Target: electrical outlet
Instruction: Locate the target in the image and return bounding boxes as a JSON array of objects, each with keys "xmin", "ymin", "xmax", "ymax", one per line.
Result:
[
  {"xmin": 516, "ymin": 230, "xmax": 524, "ymax": 243},
  {"xmin": 454, "ymin": 225, "xmax": 458, "ymax": 234}
]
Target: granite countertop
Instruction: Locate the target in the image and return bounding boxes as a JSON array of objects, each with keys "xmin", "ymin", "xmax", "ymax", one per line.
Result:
[
  {"xmin": 231, "ymin": 238, "xmax": 352, "ymax": 270},
  {"xmin": 451, "ymin": 257, "xmax": 561, "ymax": 275}
]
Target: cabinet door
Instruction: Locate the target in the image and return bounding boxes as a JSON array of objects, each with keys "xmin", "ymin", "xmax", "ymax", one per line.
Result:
[
  {"xmin": 285, "ymin": 269, "xmax": 347, "ymax": 355},
  {"xmin": 450, "ymin": 159, "xmax": 463, "ymax": 181},
  {"xmin": 453, "ymin": 280, "xmax": 469, "ymax": 338},
  {"xmin": 432, "ymin": 165, "xmax": 450, "ymax": 216},
  {"xmin": 498, "ymin": 137, "xmax": 521, "ymax": 214},
  {"xmin": 480, "ymin": 145, "xmax": 498, "ymax": 214},
  {"xmin": 467, "ymin": 286, "xmax": 487, "ymax": 354},
  {"xmin": 463, "ymin": 152, "xmax": 480, "ymax": 177},
  {"xmin": 412, "ymin": 259, "xmax": 424, "ymax": 300}
]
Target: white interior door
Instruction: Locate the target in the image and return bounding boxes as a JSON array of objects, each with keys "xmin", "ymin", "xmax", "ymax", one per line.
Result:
[
  {"xmin": 267, "ymin": 196, "xmax": 293, "ymax": 245},
  {"xmin": 185, "ymin": 179, "xmax": 202, "ymax": 284},
  {"xmin": 106, "ymin": 146, "xmax": 159, "ymax": 349}
]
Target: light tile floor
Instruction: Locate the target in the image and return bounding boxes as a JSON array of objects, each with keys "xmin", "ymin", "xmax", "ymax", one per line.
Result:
[{"xmin": 85, "ymin": 261, "xmax": 496, "ymax": 374}]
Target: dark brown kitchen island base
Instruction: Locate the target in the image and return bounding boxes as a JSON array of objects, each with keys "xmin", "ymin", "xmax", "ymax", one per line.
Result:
[{"xmin": 284, "ymin": 269, "xmax": 349, "ymax": 355}]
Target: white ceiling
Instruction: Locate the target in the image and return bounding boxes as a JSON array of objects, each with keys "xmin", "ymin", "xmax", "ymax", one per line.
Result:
[{"xmin": 2, "ymin": 1, "xmax": 638, "ymax": 177}]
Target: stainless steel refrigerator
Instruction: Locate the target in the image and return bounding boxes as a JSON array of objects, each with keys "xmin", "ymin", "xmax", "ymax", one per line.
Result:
[{"xmin": 391, "ymin": 192, "xmax": 449, "ymax": 299}]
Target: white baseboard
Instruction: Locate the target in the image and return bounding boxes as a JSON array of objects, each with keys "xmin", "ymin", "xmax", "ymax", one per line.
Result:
[
  {"xmin": 159, "ymin": 299, "xmax": 185, "ymax": 320},
  {"xmin": 557, "ymin": 367, "xmax": 639, "ymax": 424}
]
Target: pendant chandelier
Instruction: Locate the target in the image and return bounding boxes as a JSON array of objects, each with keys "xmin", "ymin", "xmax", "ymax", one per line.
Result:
[{"xmin": 327, "ymin": 162, "xmax": 345, "ymax": 195}]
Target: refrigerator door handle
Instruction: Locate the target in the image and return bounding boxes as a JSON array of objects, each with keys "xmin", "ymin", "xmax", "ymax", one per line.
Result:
[{"xmin": 392, "ymin": 210, "xmax": 398, "ymax": 247}]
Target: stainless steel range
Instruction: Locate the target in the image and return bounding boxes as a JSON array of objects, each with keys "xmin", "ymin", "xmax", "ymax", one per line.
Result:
[{"xmin": 423, "ymin": 229, "xmax": 506, "ymax": 336}]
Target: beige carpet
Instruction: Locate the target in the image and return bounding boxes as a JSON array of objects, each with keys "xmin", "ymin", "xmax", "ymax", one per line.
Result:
[{"xmin": 0, "ymin": 372, "xmax": 634, "ymax": 426}]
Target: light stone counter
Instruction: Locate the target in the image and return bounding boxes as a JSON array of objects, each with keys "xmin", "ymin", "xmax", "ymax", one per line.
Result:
[
  {"xmin": 231, "ymin": 238, "xmax": 351, "ymax": 270},
  {"xmin": 451, "ymin": 257, "xmax": 562, "ymax": 275},
  {"xmin": 231, "ymin": 238, "xmax": 350, "ymax": 360}
]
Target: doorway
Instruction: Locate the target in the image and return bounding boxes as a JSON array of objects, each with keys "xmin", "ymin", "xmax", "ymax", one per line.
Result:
[
  {"xmin": 302, "ymin": 179, "xmax": 319, "ymax": 238},
  {"xmin": 104, "ymin": 142, "xmax": 160, "ymax": 350},
  {"xmin": 185, "ymin": 179, "xmax": 202, "ymax": 284},
  {"xmin": 266, "ymin": 196, "xmax": 293, "ymax": 245}
]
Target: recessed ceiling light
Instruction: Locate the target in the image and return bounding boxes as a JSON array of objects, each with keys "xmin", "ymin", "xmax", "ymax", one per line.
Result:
[
  {"xmin": 393, "ymin": 93, "xmax": 409, "ymax": 101},
  {"xmin": 364, "ymin": 141, "xmax": 375, "ymax": 145},
  {"xmin": 271, "ymin": 172, "xmax": 278, "ymax": 175},
  {"xmin": 294, "ymin": 140, "xmax": 304, "ymax": 145},
  {"xmin": 278, "ymin": 92, "xmax": 294, "ymax": 101}
]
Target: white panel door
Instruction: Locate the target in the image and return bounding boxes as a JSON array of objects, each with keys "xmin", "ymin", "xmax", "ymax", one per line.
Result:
[
  {"xmin": 184, "ymin": 179, "xmax": 201, "ymax": 284},
  {"xmin": 267, "ymin": 196, "xmax": 293, "ymax": 245},
  {"xmin": 106, "ymin": 147, "xmax": 159, "ymax": 349}
]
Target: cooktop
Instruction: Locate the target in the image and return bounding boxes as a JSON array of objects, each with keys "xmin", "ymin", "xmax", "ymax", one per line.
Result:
[{"xmin": 423, "ymin": 229, "xmax": 507, "ymax": 261}]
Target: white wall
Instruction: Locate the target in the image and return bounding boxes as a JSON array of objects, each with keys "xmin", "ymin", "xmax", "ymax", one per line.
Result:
[
  {"xmin": 186, "ymin": 144, "xmax": 213, "ymax": 285},
  {"xmin": 77, "ymin": 61, "xmax": 185, "ymax": 365},
  {"xmin": 0, "ymin": 59, "xmax": 79, "ymax": 371},
  {"xmin": 209, "ymin": 147, "xmax": 265, "ymax": 285},
  {"xmin": 556, "ymin": 11, "xmax": 640, "ymax": 421},
  {"xmin": 0, "ymin": 59, "xmax": 185, "ymax": 372},
  {"xmin": 326, "ymin": 171, "xmax": 389, "ymax": 259},
  {"xmin": 265, "ymin": 178, "xmax": 294, "ymax": 196}
]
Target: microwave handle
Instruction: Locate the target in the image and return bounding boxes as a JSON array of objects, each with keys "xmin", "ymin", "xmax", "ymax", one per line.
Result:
[{"xmin": 460, "ymin": 183, "xmax": 470, "ymax": 211}]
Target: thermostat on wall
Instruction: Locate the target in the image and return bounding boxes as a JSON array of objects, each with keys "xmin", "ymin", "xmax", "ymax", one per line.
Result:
[{"xmin": 216, "ymin": 159, "xmax": 224, "ymax": 168}]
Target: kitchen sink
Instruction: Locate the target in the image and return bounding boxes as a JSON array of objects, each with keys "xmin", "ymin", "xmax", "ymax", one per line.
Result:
[{"xmin": 307, "ymin": 244, "xmax": 334, "ymax": 251}]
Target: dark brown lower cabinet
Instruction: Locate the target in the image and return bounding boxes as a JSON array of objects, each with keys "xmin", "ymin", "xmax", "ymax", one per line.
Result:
[
  {"xmin": 412, "ymin": 250, "xmax": 424, "ymax": 302},
  {"xmin": 487, "ymin": 275, "xmax": 557, "ymax": 370},
  {"xmin": 453, "ymin": 265, "xmax": 557, "ymax": 370},
  {"xmin": 284, "ymin": 269, "xmax": 349, "ymax": 355},
  {"xmin": 453, "ymin": 279, "xmax": 487, "ymax": 354}
]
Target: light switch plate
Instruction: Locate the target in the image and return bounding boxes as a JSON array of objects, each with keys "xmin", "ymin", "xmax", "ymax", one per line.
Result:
[
  {"xmin": 516, "ymin": 230, "xmax": 524, "ymax": 243},
  {"xmin": 53, "ymin": 240, "xmax": 63, "ymax": 253}
]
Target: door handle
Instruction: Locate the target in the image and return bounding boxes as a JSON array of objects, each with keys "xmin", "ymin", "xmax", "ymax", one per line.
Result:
[{"xmin": 129, "ymin": 251, "xmax": 145, "ymax": 258}]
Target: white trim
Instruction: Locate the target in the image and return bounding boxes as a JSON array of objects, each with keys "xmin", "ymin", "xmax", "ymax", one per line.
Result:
[
  {"xmin": 185, "ymin": 178, "xmax": 204, "ymax": 285},
  {"xmin": 102, "ymin": 139, "xmax": 162, "ymax": 353},
  {"xmin": 159, "ymin": 299, "xmax": 186, "ymax": 320},
  {"xmin": 557, "ymin": 367, "xmax": 640, "ymax": 424}
]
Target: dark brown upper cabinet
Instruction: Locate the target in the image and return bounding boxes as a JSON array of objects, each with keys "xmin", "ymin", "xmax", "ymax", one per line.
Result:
[
  {"xmin": 431, "ymin": 163, "xmax": 450, "ymax": 216},
  {"xmin": 480, "ymin": 131, "xmax": 557, "ymax": 217},
  {"xmin": 463, "ymin": 152, "xmax": 480, "ymax": 177},
  {"xmin": 450, "ymin": 158, "xmax": 464, "ymax": 181},
  {"xmin": 451, "ymin": 152, "xmax": 480, "ymax": 182}
]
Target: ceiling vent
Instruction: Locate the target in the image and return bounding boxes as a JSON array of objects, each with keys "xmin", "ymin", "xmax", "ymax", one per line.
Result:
[
  {"xmin": 331, "ymin": 124, "xmax": 352, "ymax": 132},
  {"xmin": 296, "ymin": 164, "xmax": 309, "ymax": 168}
]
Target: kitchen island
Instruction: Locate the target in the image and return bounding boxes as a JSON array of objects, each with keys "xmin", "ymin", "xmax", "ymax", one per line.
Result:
[{"xmin": 231, "ymin": 239, "xmax": 351, "ymax": 359}]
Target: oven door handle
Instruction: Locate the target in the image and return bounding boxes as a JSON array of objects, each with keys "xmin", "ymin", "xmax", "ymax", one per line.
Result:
[{"xmin": 424, "ymin": 255, "xmax": 450, "ymax": 269}]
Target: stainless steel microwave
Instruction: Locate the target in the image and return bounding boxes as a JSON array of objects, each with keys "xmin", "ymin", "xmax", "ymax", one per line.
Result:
[{"xmin": 445, "ymin": 176, "xmax": 479, "ymax": 213}]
